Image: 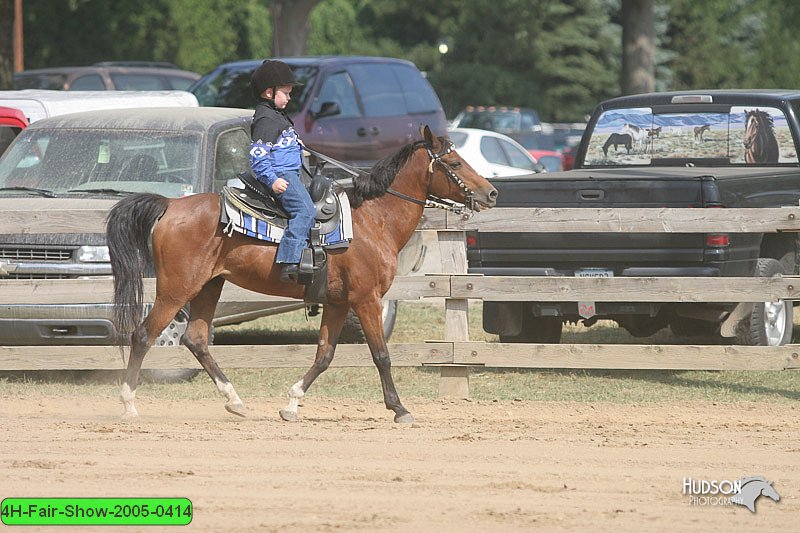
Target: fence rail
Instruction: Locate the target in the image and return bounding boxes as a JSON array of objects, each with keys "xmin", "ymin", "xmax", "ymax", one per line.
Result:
[{"xmin": 2, "ymin": 206, "xmax": 800, "ymax": 397}]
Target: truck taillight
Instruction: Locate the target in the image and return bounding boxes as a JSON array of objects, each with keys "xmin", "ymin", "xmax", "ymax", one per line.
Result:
[
  {"xmin": 466, "ymin": 231, "xmax": 478, "ymax": 247},
  {"xmin": 706, "ymin": 234, "xmax": 729, "ymax": 246}
]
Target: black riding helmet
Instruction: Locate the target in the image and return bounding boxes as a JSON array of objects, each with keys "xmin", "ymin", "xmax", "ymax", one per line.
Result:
[{"xmin": 250, "ymin": 59, "xmax": 301, "ymax": 99}]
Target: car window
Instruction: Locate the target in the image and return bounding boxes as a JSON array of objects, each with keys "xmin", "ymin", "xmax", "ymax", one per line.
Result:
[
  {"xmin": 480, "ymin": 136, "xmax": 508, "ymax": 166},
  {"xmin": 449, "ymin": 131, "xmax": 467, "ymax": 148},
  {"xmin": 110, "ymin": 74, "xmax": 164, "ymax": 90},
  {"xmin": 0, "ymin": 127, "xmax": 21, "ymax": 155},
  {"xmin": 0, "ymin": 128, "xmax": 202, "ymax": 197},
  {"xmin": 214, "ymin": 128, "xmax": 251, "ymax": 192},
  {"xmin": 392, "ymin": 64, "xmax": 441, "ymax": 114},
  {"xmin": 69, "ymin": 75, "xmax": 106, "ymax": 90},
  {"xmin": 312, "ymin": 71, "xmax": 361, "ymax": 118},
  {"xmin": 584, "ymin": 105, "xmax": 799, "ymax": 166},
  {"xmin": 164, "ymin": 76, "xmax": 195, "ymax": 91},
  {"xmin": 14, "ymin": 73, "xmax": 68, "ymax": 90},
  {"xmin": 499, "ymin": 138, "xmax": 536, "ymax": 170},
  {"xmin": 347, "ymin": 64, "xmax": 406, "ymax": 117}
]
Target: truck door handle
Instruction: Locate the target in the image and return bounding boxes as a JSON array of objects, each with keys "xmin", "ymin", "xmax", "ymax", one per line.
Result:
[
  {"xmin": 579, "ymin": 189, "xmax": 605, "ymax": 201},
  {"xmin": 357, "ymin": 127, "xmax": 367, "ymax": 137}
]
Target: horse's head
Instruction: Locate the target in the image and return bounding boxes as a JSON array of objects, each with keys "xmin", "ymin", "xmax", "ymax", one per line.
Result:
[
  {"xmin": 743, "ymin": 110, "xmax": 772, "ymax": 149},
  {"xmin": 420, "ymin": 125, "xmax": 497, "ymax": 212}
]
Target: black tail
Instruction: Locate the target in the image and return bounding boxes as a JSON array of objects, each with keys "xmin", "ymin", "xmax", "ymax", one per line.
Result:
[{"xmin": 106, "ymin": 193, "xmax": 170, "ymax": 344}]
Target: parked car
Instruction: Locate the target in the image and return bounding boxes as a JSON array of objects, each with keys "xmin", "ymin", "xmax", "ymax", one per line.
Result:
[
  {"xmin": 450, "ymin": 105, "xmax": 543, "ymax": 135},
  {"xmin": 188, "ymin": 56, "xmax": 448, "ymax": 167},
  {"xmin": 14, "ymin": 65, "xmax": 200, "ymax": 91},
  {"xmin": 0, "ymin": 90, "xmax": 198, "ymax": 123},
  {"xmin": 0, "ymin": 106, "xmax": 28, "ymax": 155},
  {"xmin": 507, "ymin": 131, "xmax": 564, "ymax": 172},
  {"xmin": 448, "ymin": 127, "xmax": 544, "ymax": 177},
  {"xmin": 0, "ymin": 107, "xmax": 406, "ymax": 349}
]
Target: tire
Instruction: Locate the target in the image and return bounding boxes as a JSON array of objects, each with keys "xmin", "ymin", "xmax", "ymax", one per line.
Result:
[
  {"xmin": 149, "ymin": 307, "xmax": 202, "ymax": 382},
  {"xmin": 499, "ymin": 314, "xmax": 562, "ymax": 343},
  {"xmin": 339, "ymin": 300, "xmax": 399, "ymax": 343},
  {"xmin": 735, "ymin": 258, "xmax": 793, "ymax": 346}
]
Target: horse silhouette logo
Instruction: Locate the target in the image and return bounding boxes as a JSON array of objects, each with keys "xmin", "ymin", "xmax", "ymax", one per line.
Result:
[{"xmin": 730, "ymin": 476, "xmax": 780, "ymax": 513}]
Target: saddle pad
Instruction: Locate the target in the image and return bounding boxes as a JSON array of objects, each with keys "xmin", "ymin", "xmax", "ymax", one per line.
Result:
[{"xmin": 221, "ymin": 187, "xmax": 353, "ymax": 248}]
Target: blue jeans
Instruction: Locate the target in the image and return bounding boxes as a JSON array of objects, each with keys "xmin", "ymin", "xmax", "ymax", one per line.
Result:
[{"xmin": 274, "ymin": 170, "xmax": 315, "ymax": 264}]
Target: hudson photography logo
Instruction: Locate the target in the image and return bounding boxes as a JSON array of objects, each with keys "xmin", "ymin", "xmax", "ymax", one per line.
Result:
[{"xmin": 683, "ymin": 476, "xmax": 780, "ymax": 512}]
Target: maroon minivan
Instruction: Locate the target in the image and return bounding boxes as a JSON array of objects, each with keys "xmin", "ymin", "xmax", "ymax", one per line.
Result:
[{"xmin": 189, "ymin": 56, "xmax": 448, "ymax": 167}]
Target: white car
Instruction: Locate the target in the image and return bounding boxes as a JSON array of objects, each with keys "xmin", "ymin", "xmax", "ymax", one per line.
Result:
[{"xmin": 448, "ymin": 127, "xmax": 544, "ymax": 177}]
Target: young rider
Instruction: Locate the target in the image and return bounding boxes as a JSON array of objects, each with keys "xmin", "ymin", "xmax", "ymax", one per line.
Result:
[{"xmin": 249, "ymin": 59, "xmax": 315, "ymax": 283}]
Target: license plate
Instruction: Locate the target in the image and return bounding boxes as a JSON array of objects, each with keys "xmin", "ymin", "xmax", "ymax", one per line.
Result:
[{"xmin": 574, "ymin": 268, "xmax": 614, "ymax": 278}]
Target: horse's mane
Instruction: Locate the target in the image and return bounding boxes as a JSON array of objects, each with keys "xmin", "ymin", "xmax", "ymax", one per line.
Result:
[
  {"xmin": 750, "ymin": 109, "xmax": 775, "ymax": 131},
  {"xmin": 347, "ymin": 140, "xmax": 428, "ymax": 208}
]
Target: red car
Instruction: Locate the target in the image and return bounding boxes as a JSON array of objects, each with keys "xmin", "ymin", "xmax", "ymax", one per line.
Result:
[{"xmin": 0, "ymin": 106, "xmax": 28, "ymax": 155}]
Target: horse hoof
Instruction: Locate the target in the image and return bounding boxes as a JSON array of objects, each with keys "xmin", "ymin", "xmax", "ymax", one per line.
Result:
[
  {"xmin": 279, "ymin": 409, "xmax": 298, "ymax": 422},
  {"xmin": 225, "ymin": 402, "xmax": 247, "ymax": 417},
  {"xmin": 120, "ymin": 411, "xmax": 138, "ymax": 421},
  {"xmin": 394, "ymin": 412, "xmax": 415, "ymax": 424}
]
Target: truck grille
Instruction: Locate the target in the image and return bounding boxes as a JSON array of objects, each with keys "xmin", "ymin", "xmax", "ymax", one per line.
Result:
[{"xmin": 0, "ymin": 247, "xmax": 74, "ymax": 261}]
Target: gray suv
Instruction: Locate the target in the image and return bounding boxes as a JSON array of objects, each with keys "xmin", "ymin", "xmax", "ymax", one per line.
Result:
[{"xmin": 189, "ymin": 56, "xmax": 447, "ymax": 167}]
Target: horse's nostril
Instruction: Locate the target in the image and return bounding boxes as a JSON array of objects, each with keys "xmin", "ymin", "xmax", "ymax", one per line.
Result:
[{"xmin": 489, "ymin": 189, "xmax": 498, "ymax": 200}]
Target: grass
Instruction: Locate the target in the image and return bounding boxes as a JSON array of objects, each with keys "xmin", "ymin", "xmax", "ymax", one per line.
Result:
[{"xmin": 1, "ymin": 302, "xmax": 798, "ymax": 404}]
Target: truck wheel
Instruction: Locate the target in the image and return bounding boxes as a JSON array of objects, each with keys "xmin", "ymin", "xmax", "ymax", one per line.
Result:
[
  {"xmin": 499, "ymin": 315, "xmax": 562, "ymax": 343},
  {"xmin": 339, "ymin": 300, "xmax": 399, "ymax": 343},
  {"xmin": 735, "ymin": 258, "xmax": 793, "ymax": 346}
]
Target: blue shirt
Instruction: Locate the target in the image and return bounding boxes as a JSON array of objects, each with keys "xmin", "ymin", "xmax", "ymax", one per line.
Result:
[{"xmin": 250, "ymin": 100, "xmax": 302, "ymax": 187}]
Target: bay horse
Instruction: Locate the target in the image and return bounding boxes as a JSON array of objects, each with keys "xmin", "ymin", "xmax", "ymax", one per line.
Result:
[
  {"xmin": 106, "ymin": 126, "xmax": 497, "ymax": 423},
  {"xmin": 602, "ymin": 133, "xmax": 632, "ymax": 156},
  {"xmin": 743, "ymin": 109, "xmax": 779, "ymax": 163}
]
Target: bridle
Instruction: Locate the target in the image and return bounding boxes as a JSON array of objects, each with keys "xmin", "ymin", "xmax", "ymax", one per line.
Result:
[{"xmin": 387, "ymin": 140, "xmax": 476, "ymax": 215}]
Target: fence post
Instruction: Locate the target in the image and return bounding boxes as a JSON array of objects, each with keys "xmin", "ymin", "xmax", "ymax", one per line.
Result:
[{"xmin": 437, "ymin": 229, "xmax": 470, "ymax": 398}]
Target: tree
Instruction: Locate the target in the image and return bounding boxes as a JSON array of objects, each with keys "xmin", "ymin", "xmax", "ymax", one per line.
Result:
[
  {"xmin": 620, "ymin": 0, "xmax": 655, "ymax": 95},
  {"xmin": 0, "ymin": 0, "xmax": 14, "ymax": 89},
  {"xmin": 271, "ymin": 0, "xmax": 321, "ymax": 56}
]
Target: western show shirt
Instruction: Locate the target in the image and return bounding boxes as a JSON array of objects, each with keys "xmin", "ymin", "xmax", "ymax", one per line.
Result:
[{"xmin": 249, "ymin": 100, "xmax": 302, "ymax": 187}]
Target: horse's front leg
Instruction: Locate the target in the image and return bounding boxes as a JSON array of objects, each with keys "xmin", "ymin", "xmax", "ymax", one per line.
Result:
[
  {"xmin": 352, "ymin": 298, "xmax": 414, "ymax": 424},
  {"xmin": 279, "ymin": 302, "xmax": 350, "ymax": 422}
]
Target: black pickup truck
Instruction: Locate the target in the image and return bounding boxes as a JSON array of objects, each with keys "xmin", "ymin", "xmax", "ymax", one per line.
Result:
[{"xmin": 468, "ymin": 90, "xmax": 800, "ymax": 346}]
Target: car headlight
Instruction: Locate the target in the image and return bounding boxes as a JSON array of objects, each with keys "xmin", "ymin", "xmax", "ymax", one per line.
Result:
[{"xmin": 76, "ymin": 245, "xmax": 110, "ymax": 262}]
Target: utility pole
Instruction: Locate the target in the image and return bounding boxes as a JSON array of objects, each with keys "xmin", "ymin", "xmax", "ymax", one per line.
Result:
[{"xmin": 14, "ymin": 0, "xmax": 22, "ymax": 71}]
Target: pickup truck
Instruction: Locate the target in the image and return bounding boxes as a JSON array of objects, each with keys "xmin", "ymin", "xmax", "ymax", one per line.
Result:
[{"xmin": 468, "ymin": 90, "xmax": 800, "ymax": 346}]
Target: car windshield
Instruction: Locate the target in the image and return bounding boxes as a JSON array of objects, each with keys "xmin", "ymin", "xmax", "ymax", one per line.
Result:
[
  {"xmin": 584, "ymin": 106, "xmax": 799, "ymax": 166},
  {"xmin": 0, "ymin": 128, "xmax": 202, "ymax": 197},
  {"xmin": 190, "ymin": 64, "xmax": 318, "ymax": 114}
]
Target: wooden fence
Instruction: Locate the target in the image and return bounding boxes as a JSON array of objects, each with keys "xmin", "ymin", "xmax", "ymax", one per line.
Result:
[{"xmin": 2, "ymin": 205, "xmax": 800, "ymax": 397}]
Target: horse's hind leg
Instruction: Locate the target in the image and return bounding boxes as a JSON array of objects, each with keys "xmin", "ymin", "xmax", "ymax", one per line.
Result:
[
  {"xmin": 182, "ymin": 278, "xmax": 246, "ymax": 417},
  {"xmin": 353, "ymin": 298, "xmax": 413, "ymax": 424},
  {"xmin": 279, "ymin": 302, "xmax": 350, "ymax": 422},
  {"xmin": 120, "ymin": 300, "xmax": 185, "ymax": 419}
]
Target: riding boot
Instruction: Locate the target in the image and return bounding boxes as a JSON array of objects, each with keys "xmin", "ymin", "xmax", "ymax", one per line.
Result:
[{"xmin": 279, "ymin": 263, "xmax": 299, "ymax": 283}]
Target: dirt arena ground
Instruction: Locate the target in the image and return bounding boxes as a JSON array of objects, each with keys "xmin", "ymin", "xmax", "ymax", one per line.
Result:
[{"xmin": 0, "ymin": 394, "xmax": 797, "ymax": 532}]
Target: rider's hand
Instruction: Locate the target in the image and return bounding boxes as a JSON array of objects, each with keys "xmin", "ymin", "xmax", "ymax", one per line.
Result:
[{"xmin": 272, "ymin": 178, "xmax": 289, "ymax": 194}]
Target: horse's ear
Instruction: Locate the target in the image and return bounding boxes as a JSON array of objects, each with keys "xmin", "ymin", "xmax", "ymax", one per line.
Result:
[{"xmin": 421, "ymin": 125, "xmax": 441, "ymax": 150}]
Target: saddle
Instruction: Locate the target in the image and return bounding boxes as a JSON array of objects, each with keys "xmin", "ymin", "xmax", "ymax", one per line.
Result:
[{"xmin": 219, "ymin": 164, "xmax": 355, "ymax": 303}]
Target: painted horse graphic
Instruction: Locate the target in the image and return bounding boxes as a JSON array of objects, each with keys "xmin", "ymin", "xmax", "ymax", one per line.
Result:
[{"xmin": 730, "ymin": 476, "xmax": 780, "ymax": 513}]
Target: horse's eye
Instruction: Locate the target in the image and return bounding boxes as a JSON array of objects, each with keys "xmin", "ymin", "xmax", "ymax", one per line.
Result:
[{"xmin": 450, "ymin": 161, "xmax": 462, "ymax": 169}]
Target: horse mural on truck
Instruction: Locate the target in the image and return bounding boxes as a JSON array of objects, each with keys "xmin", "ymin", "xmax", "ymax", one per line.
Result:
[{"xmin": 586, "ymin": 106, "xmax": 797, "ymax": 166}]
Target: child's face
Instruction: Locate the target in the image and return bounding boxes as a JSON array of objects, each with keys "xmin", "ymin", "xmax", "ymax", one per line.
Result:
[{"xmin": 269, "ymin": 85, "xmax": 293, "ymax": 109}]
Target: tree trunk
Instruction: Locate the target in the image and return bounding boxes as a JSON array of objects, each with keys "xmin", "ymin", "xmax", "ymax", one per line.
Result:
[
  {"xmin": 621, "ymin": 0, "xmax": 655, "ymax": 95},
  {"xmin": 0, "ymin": 0, "xmax": 14, "ymax": 89},
  {"xmin": 271, "ymin": 0, "xmax": 321, "ymax": 57}
]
